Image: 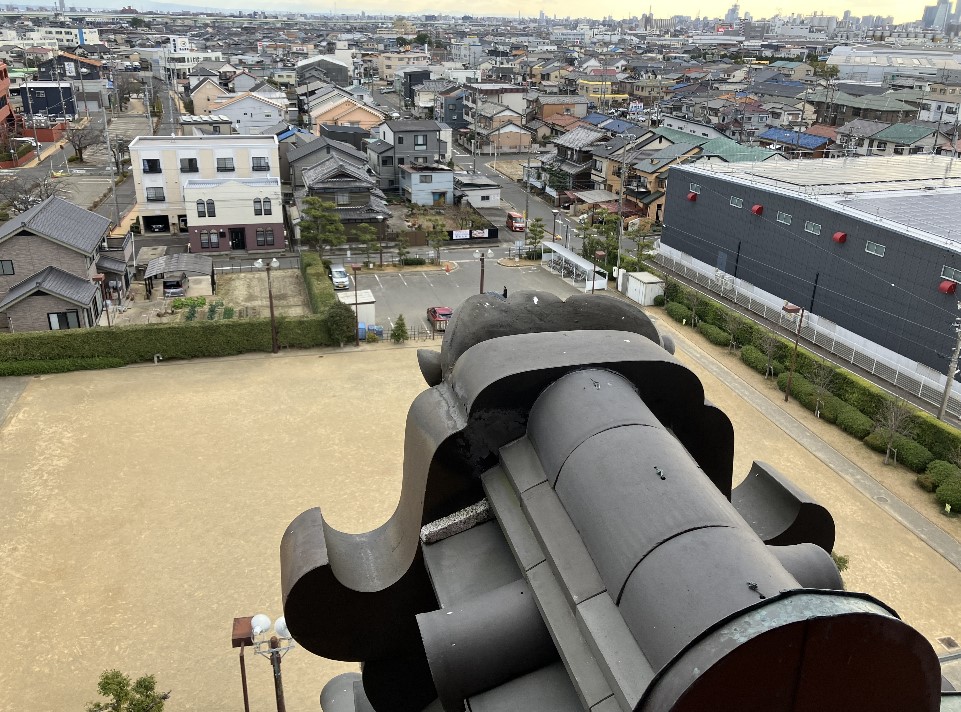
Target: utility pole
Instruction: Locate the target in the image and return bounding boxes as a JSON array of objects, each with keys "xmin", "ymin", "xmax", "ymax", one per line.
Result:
[
  {"xmin": 524, "ymin": 143, "xmax": 532, "ymax": 248},
  {"xmin": 101, "ymin": 104, "xmax": 121, "ymax": 228},
  {"xmin": 471, "ymin": 87, "xmax": 478, "ymax": 173},
  {"xmin": 938, "ymin": 313, "xmax": 961, "ymax": 421},
  {"xmin": 616, "ymin": 132, "xmax": 638, "ymax": 283}
]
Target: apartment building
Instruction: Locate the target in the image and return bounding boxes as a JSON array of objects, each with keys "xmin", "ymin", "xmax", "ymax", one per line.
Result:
[
  {"xmin": 366, "ymin": 120, "xmax": 451, "ymax": 191},
  {"xmin": 129, "ymin": 135, "xmax": 283, "ymax": 254},
  {"xmin": 376, "ymin": 51, "xmax": 429, "ymax": 80}
]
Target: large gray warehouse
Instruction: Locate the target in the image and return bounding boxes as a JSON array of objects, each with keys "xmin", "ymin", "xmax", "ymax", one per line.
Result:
[{"xmin": 657, "ymin": 155, "xmax": 961, "ymax": 412}]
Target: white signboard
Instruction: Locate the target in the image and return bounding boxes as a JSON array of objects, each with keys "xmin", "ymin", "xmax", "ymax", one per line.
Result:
[
  {"xmin": 452, "ymin": 230, "xmax": 471, "ymax": 240},
  {"xmin": 64, "ymin": 61, "xmax": 76, "ymax": 77}
]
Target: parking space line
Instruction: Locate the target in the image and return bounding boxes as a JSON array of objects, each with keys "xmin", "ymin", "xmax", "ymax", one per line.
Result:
[
  {"xmin": 398, "ymin": 273, "xmax": 407, "ymax": 286},
  {"xmin": 375, "ymin": 274, "xmax": 383, "ymax": 288}
]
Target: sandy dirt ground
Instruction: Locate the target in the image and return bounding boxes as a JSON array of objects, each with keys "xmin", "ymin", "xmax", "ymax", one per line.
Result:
[
  {"xmin": 4, "ymin": 322, "xmax": 961, "ymax": 710},
  {"xmin": 216, "ymin": 271, "xmax": 310, "ymax": 319}
]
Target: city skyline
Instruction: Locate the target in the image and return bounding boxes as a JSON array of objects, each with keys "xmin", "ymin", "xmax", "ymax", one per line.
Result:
[{"xmin": 170, "ymin": 0, "xmax": 931, "ymax": 27}]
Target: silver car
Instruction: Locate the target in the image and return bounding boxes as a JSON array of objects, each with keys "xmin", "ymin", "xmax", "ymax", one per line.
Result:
[{"xmin": 329, "ymin": 264, "xmax": 350, "ymax": 290}]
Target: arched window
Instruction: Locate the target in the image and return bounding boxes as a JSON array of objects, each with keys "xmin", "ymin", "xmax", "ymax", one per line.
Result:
[
  {"xmin": 253, "ymin": 198, "xmax": 262, "ymax": 215},
  {"xmin": 206, "ymin": 199, "xmax": 216, "ymax": 218},
  {"xmin": 262, "ymin": 198, "xmax": 272, "ymax": 216},
  {"xmin": 196, "ymin": 199, "xmax": 206, "ymax": 217}
]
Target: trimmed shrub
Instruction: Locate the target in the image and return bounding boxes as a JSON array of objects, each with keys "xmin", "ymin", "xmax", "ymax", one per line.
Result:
[
  {"xmin": 740, "ymin": 344, "xmax": 784, "ymax": 377},
  {"xmin": 936, "ymin": 475, "xmax": 961, "ymax": 511},
  {"xmin": 0, "ymin": 357, "xmax": 125, "ymax": 377},
  {"xmin": 830, "ymin": 370, "xmax": 890, "ymax": 421},
  {"xmin": 301, "ymin": 252, "xmax": 336, "ymax": 315},
  {"xmin": 652, "ymin": 294, "xmax": 665, "ymax": 307},
  {"xmin": 917, "ymin": 474, "xmax": 937, "ymax": 492},
  {"xmin": 925, "ymin": 460, "xmax": 961, "ymax": 488},
  {"xmin": 665, "ymin": 302, "xmax": 692, "ymax": 324},
  {"xmin": 835, "ymin": 405, "xmax": 874, "ymax": 439},
  {"xmin": 401, "ymin": 257, "xmax": 427, "ymax": 266},
  {"xmin": 912, "ymin": 411, "xmax": 961, "ymax": 462},
  {"xmin": 697, "ymin": 321, "xmax": 731, "ymax": 347},
  {"xmin": 863, "ymin": 430, "xmax": 934, "ymax": 473}
]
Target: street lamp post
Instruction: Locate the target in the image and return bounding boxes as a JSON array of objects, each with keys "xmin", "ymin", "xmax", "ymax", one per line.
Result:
[
  {"xmin": 232, "ymin": 613, "xmax": 296, "ymax": 712},
  {"xmin": 551, "ymin": 209, "xmax": 559, "ymax": 241},
  {"xmin": 254, "ymin": 258, "xmax": 280, "ymax": 354},
  {"xmin": 591, "ymin": 250, "xmax": 605, "ymax": 295},
  {"xmin": 352, "ymin": 263, "xmax": 361, "ymax": 346},
  {"xmin": 782, "ymin": 303, "xmax": 805, "ymax": 403},
  {"xmin": 473, "ymin": 248, "xmax": 493, "ymax": 294}
]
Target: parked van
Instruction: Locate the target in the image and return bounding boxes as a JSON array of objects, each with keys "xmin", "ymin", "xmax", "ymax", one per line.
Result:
[
  {"xmin": 162, "ymin": 272, "xmax": 189, "ymax": 297},
  {"xmin": 328, "ymin": 263, "xmax": 350, "ymax": 290}
]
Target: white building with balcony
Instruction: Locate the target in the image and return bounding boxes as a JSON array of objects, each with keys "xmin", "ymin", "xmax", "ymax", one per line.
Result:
[{"xmin": 129, "ymin": 135, "xmax": 283, "ymax": 254}]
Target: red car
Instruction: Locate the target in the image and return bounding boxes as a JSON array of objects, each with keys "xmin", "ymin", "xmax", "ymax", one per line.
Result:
[{"xmin": 427, "ymin": 306, "xmax": 453, "ymax": 331}]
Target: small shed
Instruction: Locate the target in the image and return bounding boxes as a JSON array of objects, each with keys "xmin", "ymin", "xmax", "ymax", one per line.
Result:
[
  {"xmin": 620, "ymin": 271, "xmax": 664, "ymax": 306},
  {"xmin": 337, "ymin": 289, "xmax": 376, "ymax": 326}
]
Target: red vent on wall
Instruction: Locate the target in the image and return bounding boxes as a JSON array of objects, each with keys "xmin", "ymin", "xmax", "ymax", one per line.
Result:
[
  {"xmin": 832, "ymin": 231, "xmax": 847, "ymax": 244},
  {"xmin": 751, "ymin": 204, "xmax": 763, "ymax": 215},
  {"xmin": 687, "ymin": 192, "xmax": 697, "ymax": 202},
  {"xmin": 940, "ymin": 280, "xmax": 957, "ymax": 295}
]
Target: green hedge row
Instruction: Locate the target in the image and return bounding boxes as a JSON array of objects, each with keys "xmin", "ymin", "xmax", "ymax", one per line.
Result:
[
  {"xmin": 740, "ymin": 344, "xmax": 785, "ymax": 378},
  {"xmin": 862, "ymin": 430, "xmax": 934, "ymax": 473},
  {"xmin": 665, "ymin": 279, "xmax": 961, "ymax": 460},
  {"xmin": 697, "ymin": 321, "xmax": 731, "ymax": 347},
  {"xmin": 917, "ymin": 460, "xmax": 961, "ymax": 493},
  {"xmin": 0, "ymin": 316, "xmax": 337, "ymax": 368},
  {"xmin": 0, "ymin": 357, "xmax": 126, "ymax": 377},
  {"xmin": 301, "ymin": 252, "xmax": 337, "ymax": 315}
]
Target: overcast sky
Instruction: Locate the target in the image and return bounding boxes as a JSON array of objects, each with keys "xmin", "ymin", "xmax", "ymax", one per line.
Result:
[{"xmin": 280, "ymin": 0, "xmax": 927, "ymax": 25}]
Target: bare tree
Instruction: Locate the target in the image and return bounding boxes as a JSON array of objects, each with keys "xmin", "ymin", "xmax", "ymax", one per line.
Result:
[
  {"xmin": 874, "ymin": 397, "xmax": 915, "ymax": 465},
  {"xmin": 111, "ymin": 73, "xmax": 141, "ymax": 112},
  {"xmin": 64, "ymin": 123, "xmax": 103, "ymax": 162},
  {"xmin": 808, "ymin": 358, "xmax": 835, "ymax": 418},
  {"xmin": 688, "ymin": 289, "xmax": 701, "ymax": 327},
  {"xmin": 759, "ymin": 327, "xmax": 779, "ymax": 378},
  {"xmin": 0, "ymin": 173, "xmax": 69, "ymax": 214},
  {"xmin": 109, "ymin": 137, "xmax": 130, "ymax": 174},
  {"xmin": 717, "ymin": 308, "xmax": 741, "ymax": 351}
]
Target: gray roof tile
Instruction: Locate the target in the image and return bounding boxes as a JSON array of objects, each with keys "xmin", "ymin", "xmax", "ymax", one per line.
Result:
[
  {"xmin": 0, "ymin": 265, "xmax": 97, "ymax": 310},
  {"xmin": 0, "ymin": 197, "xmax": 110, "ymax": 254}
]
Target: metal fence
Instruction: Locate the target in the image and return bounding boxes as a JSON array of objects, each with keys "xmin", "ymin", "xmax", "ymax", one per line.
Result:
[
  {"xmin": 654, "ymin": 251, "xmax": 961, "ymax": 419},
  {"xmin": 212, "ymin": 256, "xmax": 301, "ymax": 274}
]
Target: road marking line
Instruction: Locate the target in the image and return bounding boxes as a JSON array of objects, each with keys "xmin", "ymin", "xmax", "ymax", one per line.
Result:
[
  {"xmin": 398, "ymin": 273, "xmax": 407, "ymax": 286},
  {"xmin": 375, "ymin": 274, "xmax": 383, "ymax": 288}
]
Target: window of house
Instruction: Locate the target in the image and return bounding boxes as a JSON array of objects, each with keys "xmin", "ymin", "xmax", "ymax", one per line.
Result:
[
  {"xmin": 875, "ymin": 141, "xmax": 887, "ymax": 150},
  {"xmin": 0, "ymin": 259, "xmax": 13, "ymax": 275},
  {"xmin": 481, "ymin": 195, "xmax": 491, "ymax": 201},
  {"xmin": 865, "ymin": 241, "xmax": 885, "ymax": 257},
  {"xmin": 256, "ymin": 228, "xmax": 266, "ymax": 246},
  {"xmin": 398, "ymin": 158, "xmax": 406, "ymax": 165},
  {"xmin": 262, "ymin": 198, "xmax": 272, "ymax": 215},
  {"xmin": 420, "ymin": 174, "xmax": 433, "ymax": 183},
  {"xmin": 414, "ymin": 134, "xmax": 427, "ymax": 148},
  {"xmin": 216, "ymin": 157, "xmax": 235, "ymax": 172},
  {"xmin": 180, "ymin": 157, "xmax": 198, "ymax": 173},
  {"xmin": 253, "ymin": 198, "xmax": 262, "ymax": 215},
  {"xmin": 397, "ymin": 136, "xmax": 404, "ymax": 144},
  {"xmin": 48, "ymin": 310, "xmax": 80, "ymax": 330},
  {"xmin": 943, "ymin": 266, "xmax": 961, "ymax": 282},
  {"xmin": 689, "ymin": 183, "xmax": 700, "ymax": 194},
  {"xmin": 335, "ymin": 193, "xmax": 349, "ymax": 205},
  {"xmin": 196, "ymin": 199, "xmax": 206, "ymax": 217},
  {"xmin": 206, "ymin": 199, "xmax": 216, "ymax": 217},
  {"xmin": 200, "ymin": 230, "xmax": 210, "ymax": 248},
  {"xmin": 804, "ymin": 221, "xmax": 821, "ymax": 235},
  {"xmin": 265, "ymin": 228, "xmax": 274, "ymax": 245},
  {"xmin": 146, "ymin": 187, "xmax": 165, "ymax": 201},
  {"xmin": 382, "ymin": 156, "xmax": 394, "ymax": 166},
  {"xmin": 252, "ymin": 156, "xmax": 269, "ymax": 171},
  {"xmin": 730, "ymin": 196, "xmax": 743, "ymax": 208},
  {"xmin": 142, "ymin": 158, "xmax": 161, "ymax": 173},
  {"xmin": 777, "ymin": 211, "xmax": 792, "ymax": 225},
  {"xmin": 212, "ymin": 125, "xmax": 221, "ymax": 134}
]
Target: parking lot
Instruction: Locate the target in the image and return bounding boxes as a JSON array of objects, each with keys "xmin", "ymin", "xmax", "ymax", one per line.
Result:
[{"xmin": 354, "ymin": 247, "xmax": 584, "ymax": 333}]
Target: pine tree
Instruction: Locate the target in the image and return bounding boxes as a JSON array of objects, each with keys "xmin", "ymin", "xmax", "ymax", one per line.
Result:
[{"xmin": 392, "ymin": 314, "xmax": 409, "ymax": 343}]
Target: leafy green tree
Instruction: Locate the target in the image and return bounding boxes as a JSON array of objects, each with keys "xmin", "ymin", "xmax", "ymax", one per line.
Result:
[
  {"xmin": 86, "ymin": 669, "xmax": 169, "ymax": 712},
  {"xmin": 299, "ymin": 197, "xmax": 345, "ymax": 257},
  {"xmin": 396, "ymin": 36, "xmax": 411, "ymax": 46},
  {"xmin": 427, "ymin": 217, "xmax": 447, "ymax": 263},
  {"xmin": 325, "ymin": 300, "xmax": 357, "ymax": 347},
  {"xmin": 392, "ymin": 314, "xmax": 409, "ymax": 343},
  {"xmin": 354, "ymin": 223, "xmax": 378, "ymax": 263},
  {"xmin": 396, "ymin": 234, "xmax": 410, "ymax": 264},
  {"xmin": 414, "ymin": 32, "xmax": 432, "ymax": 46},
  {"xmin": 526, "ymin": 217, "xmax": 545, "ymax": 258}
]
